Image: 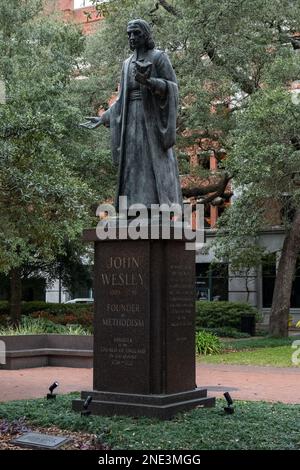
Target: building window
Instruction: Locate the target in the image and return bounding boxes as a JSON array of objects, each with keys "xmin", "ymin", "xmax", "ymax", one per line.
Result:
[
  {"xmin": 196, "ymin": 263, "xmax": 228, "ymax": 301},
  {"xmin": 74, "ymin": 0, "xmax": 95, "ymax": 9},
  {"xmin": 262, "ymin": 254, "xmax": 276, "ymax": 308},
  {"xmin": 262, "ymin": 254, "xmax": 300, "ymax": 308}
]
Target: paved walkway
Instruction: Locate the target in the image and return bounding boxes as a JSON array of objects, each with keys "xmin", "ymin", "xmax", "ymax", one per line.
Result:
[{"xmin": 0, "ymin": 364, "xmax": 299, "ymax": 404}]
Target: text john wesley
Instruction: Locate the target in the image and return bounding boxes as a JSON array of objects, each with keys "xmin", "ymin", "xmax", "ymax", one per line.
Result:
[{"xmin": 101, "ymin": 256, "xmax": 144, "ymax": 287}]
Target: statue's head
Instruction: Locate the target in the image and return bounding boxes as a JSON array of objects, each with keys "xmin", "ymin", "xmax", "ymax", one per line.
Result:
[{"xmin": 127, "ymin": 19, "xmax": 155, "ymax": 51}]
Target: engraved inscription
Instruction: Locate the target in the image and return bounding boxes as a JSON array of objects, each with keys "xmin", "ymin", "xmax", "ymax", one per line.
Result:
[
  {"xmin": 106, "ymin": 304, "xmax": 141, "ymax": 313},
  {"xmin": 168, "ymin": 264, "xmax": 194, "ymax": 331},
  {"xmin": 99, "ymin": 253, "xmax": 147, "ymax": 370},
  {"xmin": 94, "ymin": 241, "xmax": 150, "ymax": 393},
  {"xmin": 102, "ymin": 318, "xmax": 144, "ymax": 327},
  {"xmin": 106, "ymin": 256, "xmax": 142, "ymax": 269},
  {"xmin": 101, "ymin": 272, "xmax": 144, "ymax": 286},
  {"xmin": 101, "ymin": 256, "xmax": 144, "ymax": 288},
  {"xmin": 100, "ymin": 336, "xmax": 146, "ymax": 367}
]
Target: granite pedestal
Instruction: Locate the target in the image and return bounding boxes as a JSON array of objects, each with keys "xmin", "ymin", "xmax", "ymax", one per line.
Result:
[{"xmin": 72, "ymin": 228, "xmax": 215, "ymax": 419}]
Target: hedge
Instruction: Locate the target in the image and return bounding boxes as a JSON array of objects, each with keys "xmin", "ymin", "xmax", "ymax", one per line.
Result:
[
  {"xmin": 0, "ymin": 301, "xmax": 93, "ymax": 316},
  {"xmin": 196, "ymin": 301, "xmax": 261, "ymax": 330},
  {"xmin": 30, "ymin": 310, "xmax": 93, "ymax": 329}
]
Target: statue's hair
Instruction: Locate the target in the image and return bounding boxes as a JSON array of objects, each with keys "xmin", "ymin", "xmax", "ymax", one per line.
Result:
[{"xmin": 127, "ymin": 19, "xmax": 155, "ymax": 50}]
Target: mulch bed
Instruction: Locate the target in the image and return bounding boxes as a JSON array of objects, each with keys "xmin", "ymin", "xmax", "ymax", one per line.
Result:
[{"xmin": 0, "ymin": 419, "xmax": 111, "ymax": 450}]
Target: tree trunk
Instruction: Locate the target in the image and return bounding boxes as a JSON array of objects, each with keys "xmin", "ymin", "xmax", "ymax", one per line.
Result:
[
  {"xmin": 9, "ymin": 267, "xmax": 22, "ymax": 324},
  {"xmin": 269, "ymin": 208, "xmax": 300, "ymax": 337}
]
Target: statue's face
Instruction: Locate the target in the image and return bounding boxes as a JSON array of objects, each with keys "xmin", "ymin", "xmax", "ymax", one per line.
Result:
[{"xmin": 127, "ymin": 25, "xmax": 146, "ymax": 51}]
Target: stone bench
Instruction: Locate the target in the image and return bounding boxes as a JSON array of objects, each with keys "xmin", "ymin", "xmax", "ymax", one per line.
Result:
[{"xmin": 0, "ymin": 335, "xmax": 93, "ymax": 370}]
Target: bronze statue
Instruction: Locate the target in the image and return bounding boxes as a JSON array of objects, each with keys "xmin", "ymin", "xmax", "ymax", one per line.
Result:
[{"xmin": 81, "ymin": 19, "xmax": 183, "ymax": 211}]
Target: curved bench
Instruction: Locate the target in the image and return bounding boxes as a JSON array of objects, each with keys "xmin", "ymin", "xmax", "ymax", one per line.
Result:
[{"xmin": 0, "ymin": 335, "xmax": 93, "ymax": 369}]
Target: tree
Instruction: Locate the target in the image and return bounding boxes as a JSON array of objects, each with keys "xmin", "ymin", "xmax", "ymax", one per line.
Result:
[
  {"xmin": 21, "ymin": 239, "xmax": 93, "ymax": 302},
  {"xmin": 216, "ymin": 86, "xmax": 300, "ymax": 337},
  {"xmin": 0, "ymin": 0, "xmax": 100, "ymax": 321}
]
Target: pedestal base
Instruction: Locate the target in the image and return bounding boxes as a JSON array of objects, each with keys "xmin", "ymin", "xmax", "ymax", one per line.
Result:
[
  {"xmin": 71, "ymin": 231, "xmax": 215, "ymax": 419},
  {"xmin": 72, "ymin": 388, "xmax": 215, "ymax": 420}
]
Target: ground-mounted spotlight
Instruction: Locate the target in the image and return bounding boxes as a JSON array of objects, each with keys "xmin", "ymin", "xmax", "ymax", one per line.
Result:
[
  {"xmin": 81, "ymin": 395, "xmax": 93, "ymax": 417},
  {"xmin": 47, "ymin": 381, "xmax": 59, "ymax": 400},
  {"xmin": 223, "ymin": 392, "xmax": 234, "ymax": 414}
]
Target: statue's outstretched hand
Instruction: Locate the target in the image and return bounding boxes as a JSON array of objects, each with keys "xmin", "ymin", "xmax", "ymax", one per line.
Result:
[{"xmin": 79, "ymin": 116, "xmax": 103, "ymax": 129}]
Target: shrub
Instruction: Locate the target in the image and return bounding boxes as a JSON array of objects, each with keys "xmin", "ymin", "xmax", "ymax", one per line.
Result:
[
  {"xmin": 196, "ymin": 301, "xmax": 261, "ymax": 330},
  {"xmin": 195, "ymin": 331, "xmax": 222, "ymax": 355},
  {"xmin": 30, "ymin": 310, "xmax": 93, "ymax": 330},
  {"xmin": 0, "ymin": 301, "xmax": 93, "ymax": 317},
  {"xmin": 200, "ymin": 327, "xmax": 250, "ymax": 338},
  {"xmin": 0, "ymin": 316, "xmax": 91, "ymax": 336},
  {"xmin": 21, "ymin": 302, "xmax": 93, "ymax": 316}
]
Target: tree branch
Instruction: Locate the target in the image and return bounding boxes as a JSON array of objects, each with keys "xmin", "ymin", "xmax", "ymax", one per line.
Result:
[
  {"xmin": 204, "ymin": 43, "xmax": 256, "ymax": 95},
  {"xmin": 182, "ymin": 174, "xmax": 232, "ymax": 201},
  {"xmin": 157, "ymin": 0, "xmax": 182, "ymax": 18}
]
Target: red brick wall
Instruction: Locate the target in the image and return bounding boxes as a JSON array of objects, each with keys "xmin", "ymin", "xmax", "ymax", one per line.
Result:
[{"xmin": 45, "ymin": 0, "xmax": 103, "ymax": 34}]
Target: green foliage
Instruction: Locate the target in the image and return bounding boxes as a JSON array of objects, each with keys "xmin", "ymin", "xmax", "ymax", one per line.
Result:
[
  {"xmin": 195, "ymin": 330, "xmax": 222, "ymax": 355},
  {"xmin": 30, "ymin": 310, "xmax": 93, "ymax": 330},
  {"xmin": 200, "ymin": 326, "xmax": 250, "ymax": 339},
  {"xmin": 0, "ymin": 300, "xmax": 92, "ymax": 316},
  {"xmin": 0, "ymin": 315, "xmax": 91, "ymax": 335},
  {"xmin": 196, "ymin": 301, "xmax": 260, "ymax": 329},
  {"xmin": 0, "ymin": 394, "xmax": 299, "ymax": 450},
  {"xmin": 0, "ymin": 0, "xmax": 105, "ymax": 275},
  {"xmin": 0, "ymin": 301, "xmax": 93, "ymax": 330}
]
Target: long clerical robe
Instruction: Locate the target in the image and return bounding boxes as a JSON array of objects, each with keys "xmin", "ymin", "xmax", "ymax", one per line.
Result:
[{"xmin": 102, "ymin": 48, "xmax": 183, "ymax": 211}]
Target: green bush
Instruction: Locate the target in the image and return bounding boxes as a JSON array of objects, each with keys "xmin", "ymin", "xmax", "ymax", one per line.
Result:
[
  {"xmin": 30, "ymin": 310, "xmax": 93, "ymax": 330},
  {"xmin": 0, "ymin": 301, "xmax": 94, "ymax": 331},
  {"xmin": 195, "ymin": 331, "xmax": 222, "ymax": 355},
  {"xmin": 0, "ymin": 301, "xmax": 93, "ymax": 317},
  {"xmin": 22, "ymin": 302, "xmax": 93, "ymax": 316},
  {"xmin": 200, "ymin": 326, "xmax": 250, "ymax": 338},
  {"xmin": 0, "ymin": 316, "xmax": 91, "ymax": 336},
  {"xmin": 196, "ymin": 301, "xmax": 261, "ymax": 330}
]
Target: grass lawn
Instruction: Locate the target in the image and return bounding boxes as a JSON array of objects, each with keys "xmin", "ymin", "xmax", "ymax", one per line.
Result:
[
  {"xmin": 201, "ymin": 345, "xmax": 299, "ymax": 367},
  {"xmin": 222, "ymin": 335, "xmax": 300, "ymax": 351},
  {"xmin": 0, "ymin": 394, "xmax": 299, "ymax": 450},
  {"xmin": 199, "ymin": 335, "xmax": 300, "ymax": 367}
]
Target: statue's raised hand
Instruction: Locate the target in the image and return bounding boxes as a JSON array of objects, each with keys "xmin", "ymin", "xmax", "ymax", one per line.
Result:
[{"xmin": 79, "ymin": 116, "xmax": 103, "ymax": 129}]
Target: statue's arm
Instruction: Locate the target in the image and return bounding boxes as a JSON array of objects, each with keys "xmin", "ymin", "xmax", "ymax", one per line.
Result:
[
  {"xmin": 140, "ymin": 52, "xmax": 177, "ymax": 98},
  {"xmin": 146, "ymin": 77, "xmax": 167, "ymax": 97},
  {"xmin": 154, "ymin": 51, "xmax": 177, "ymax": 84},
  {"xmin": 135, "ymin": 72, "xmax": 167, "ymax": 97},
  {"xmin": 79, "ymin": 109, "xmax": 111, "ymax": 129},
  {"xmin": 79, "ymin": 116, "xmax": 103, "ymax": 129},
  {"xmin": 100, "ymin": 108, "xmax": 111, "ymax": 128},
  {"xmin": 80, "ymin": 64, "xmax": 124, "ymax": 130}
]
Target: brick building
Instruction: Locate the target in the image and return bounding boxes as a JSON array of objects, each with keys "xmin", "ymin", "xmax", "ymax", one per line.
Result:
[{"xmin": 46, "ymin": 0, "xmax": 103, "ymax": 34}]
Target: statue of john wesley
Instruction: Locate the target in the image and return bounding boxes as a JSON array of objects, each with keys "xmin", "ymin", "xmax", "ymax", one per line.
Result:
[{"xmin": 81, "ymin": 19, "xmax": 183, "ymax": 212}]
